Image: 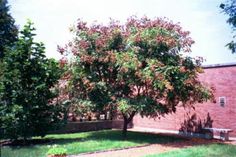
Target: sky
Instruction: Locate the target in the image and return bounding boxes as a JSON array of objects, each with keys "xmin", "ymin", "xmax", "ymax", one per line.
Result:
[{"xmin": 8, "ymin": 0, "xmax": 236, "ymax": 65}]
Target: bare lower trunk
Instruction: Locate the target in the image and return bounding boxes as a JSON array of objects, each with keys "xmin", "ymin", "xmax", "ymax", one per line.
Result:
[
  {"xmin": 122, "ymin": 111, "xmax": 136, "ymax": 138},
  {"xmin": 122, "ymin": 118, "xmax": 128, "ymax": 138}
]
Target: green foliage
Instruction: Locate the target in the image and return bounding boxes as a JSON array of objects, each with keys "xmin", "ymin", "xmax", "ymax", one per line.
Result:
[
  {"xmin": 0, "ymin": 0, "xmax": 18, "ymax": 58},
  {"xmin": 47, "ymin": 147, "xmax": 67, "ymax": 156},
  {"xmin": 220, "ymin": 0, "xmax": 236, "ymax": 53},
  {"xmin": 0, "ymin": 21, "xmax": 64, "ymax": 140},
  {"xmin": 60, "ymin": 16, "xmax": 214, "ymax": 136}
]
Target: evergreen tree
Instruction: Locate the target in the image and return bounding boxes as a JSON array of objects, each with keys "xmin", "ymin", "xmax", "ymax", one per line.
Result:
[{"xmin": 0, "ymin": 0, "xmax": 18, "ymax": 58}]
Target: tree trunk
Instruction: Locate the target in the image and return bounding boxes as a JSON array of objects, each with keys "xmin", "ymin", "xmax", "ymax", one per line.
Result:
[
  {"xmin": 122, "ymin": 118, "xmax": 128, "ymax": 138},
  {"xmin": 122, "ymin": 111, "xmax": 136, "ymax": 138}
]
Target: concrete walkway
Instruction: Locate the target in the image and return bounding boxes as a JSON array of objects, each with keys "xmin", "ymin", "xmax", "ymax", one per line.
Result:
[{"xmin": 70, "ymin": 144, "xmax": 177, "ymax": 157}]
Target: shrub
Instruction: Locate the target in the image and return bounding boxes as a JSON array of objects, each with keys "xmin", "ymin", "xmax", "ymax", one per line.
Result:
[{"xmin": 47, "ymin": 147, "xmax": 67, "ymax": 157}]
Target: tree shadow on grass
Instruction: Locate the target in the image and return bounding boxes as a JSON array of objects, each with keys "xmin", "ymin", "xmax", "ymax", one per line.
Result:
[
  {"xmin": 68, "ymin": 130, "xmax": 188, "ymax": 145},
  {"xmin": 2, "ymin": 138, "xmax": 83, "ymax": 146},
  {"xmin": 2, "ymin": 130, "xmax": 188, "ymax": 148}
]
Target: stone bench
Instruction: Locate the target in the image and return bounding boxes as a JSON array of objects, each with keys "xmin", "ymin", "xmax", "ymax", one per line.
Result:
[{"xmin": 203, "ymin": 127, "xmax": 233, "ymax": 141}]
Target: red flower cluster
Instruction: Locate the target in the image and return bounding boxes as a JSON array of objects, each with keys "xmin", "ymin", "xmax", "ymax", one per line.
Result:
[
  {"xmin": 79, "ymin": 40, "xmax": 90, "ymax": 50},
  {"xmin": 59, "ymin": 57, "xmax": 68, "ymax": 68},
  {"xmin": 57, "ymin": 45, "xmax": 65, "ymax": 55},
  {"xmin": 77, "ymin": 18, "xmax": 88, "ymax": 31}
]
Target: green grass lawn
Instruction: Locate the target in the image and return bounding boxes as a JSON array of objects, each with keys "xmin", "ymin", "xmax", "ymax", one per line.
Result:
[
  {"xmin": 1, "ymin": 130, "xmax": 183, "ymax": 157},
  {"xmin": 145, "ymin": 143, "xmax": 236, "ymax": 157}
]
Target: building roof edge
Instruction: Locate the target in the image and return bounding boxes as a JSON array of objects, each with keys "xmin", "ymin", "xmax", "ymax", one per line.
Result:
[{"xmin": 202, "ymin": 62, "xmax": 236, "ymax": 69}]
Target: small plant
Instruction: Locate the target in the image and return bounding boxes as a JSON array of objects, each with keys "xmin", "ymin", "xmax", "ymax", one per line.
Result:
[{"xmin": 47, "ymin": 147, "xmax": 67, "ymax": 157}]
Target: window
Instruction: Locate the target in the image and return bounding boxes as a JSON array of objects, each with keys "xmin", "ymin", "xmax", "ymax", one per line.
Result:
[{"xmin": 219, "ymin": 97, "xmax": 226, "ymax": 107}]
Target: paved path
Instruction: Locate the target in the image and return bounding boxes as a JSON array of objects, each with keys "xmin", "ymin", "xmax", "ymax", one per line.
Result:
[
  {"xmin": 72, "ymin": 144, "xmax": 176, "ymax": 157},
  {"xmin": 69, "ymin": 138, "xmax": 216, "ymax": 157}
]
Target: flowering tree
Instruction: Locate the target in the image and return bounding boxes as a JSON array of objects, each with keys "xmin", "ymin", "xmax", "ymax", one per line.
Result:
[{"xmin": 60, "ymin": 16, "xmax": 214, "ymax": 137}]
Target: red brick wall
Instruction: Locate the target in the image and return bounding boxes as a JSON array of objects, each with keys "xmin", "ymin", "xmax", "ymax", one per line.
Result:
[{"xmin": 133, "ymin": 66, "xmax": 236, "ymax": 137}]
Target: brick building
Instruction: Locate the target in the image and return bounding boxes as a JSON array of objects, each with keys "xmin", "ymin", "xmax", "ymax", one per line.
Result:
[{"xmin": 133, "ymin": 63, "xmax": 236, "ymax": 137}]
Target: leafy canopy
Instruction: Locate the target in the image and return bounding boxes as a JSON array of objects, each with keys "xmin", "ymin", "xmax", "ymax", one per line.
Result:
[
  {"xmin": 0, "ymin": 0, "xmax": 18, "ymax": 58},
  {"xmin": 220, "ymin": 0, "xmax": 236, "ymax": 53},
  {"xmin": 0, "ymin": 21, "xmax": 63, "ymax": 139},
  {"xmin": 60, "ymin": 16, "xmax": 214, "ymax": 125}
]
